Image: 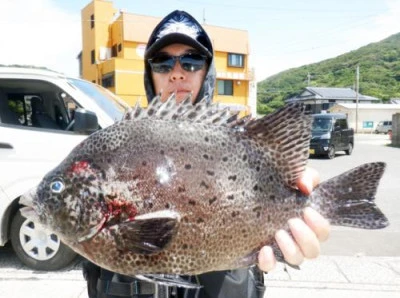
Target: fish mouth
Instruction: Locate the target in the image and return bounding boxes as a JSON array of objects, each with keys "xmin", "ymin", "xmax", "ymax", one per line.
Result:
[{"xmin": 19, "ymin": 187, "xmax": 40, "ymax": 222}]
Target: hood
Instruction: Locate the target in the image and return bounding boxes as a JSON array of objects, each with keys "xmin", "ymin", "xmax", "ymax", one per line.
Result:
[{"xmin": 143, "ymin": 10, "xmax": 215, "ymax": 104}]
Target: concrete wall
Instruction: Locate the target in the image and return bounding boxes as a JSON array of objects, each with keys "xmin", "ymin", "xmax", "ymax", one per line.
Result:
[{"xmin": 392, "ymin": 113, "xmax": 400, "ymax": 146}]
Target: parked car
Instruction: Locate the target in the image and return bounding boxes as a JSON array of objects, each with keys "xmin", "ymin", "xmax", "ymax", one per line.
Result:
[
  {"xmin": 375, "ymin": 120, "xmax": 392, "ymax": 134},
  {"xmin": 309, "ymin": 113, "xmax": 354, "ymax": 159},
  {"xmin": 0, "ymin": 66, "xmax": 129, "ymax": 270}
]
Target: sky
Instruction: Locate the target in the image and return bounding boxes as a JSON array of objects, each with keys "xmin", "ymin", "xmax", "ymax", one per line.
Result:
[{"xmin": 1, "ymin": 0, "xmax": 400, "ymax": 82}]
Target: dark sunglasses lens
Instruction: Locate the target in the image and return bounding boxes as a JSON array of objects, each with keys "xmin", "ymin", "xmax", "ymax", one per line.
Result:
[
  {"xmin": 149, "ymin": 56, "xmax": 175, "ymax": 73},
  {"xmin": 180, "ymin": 54, "xmax": 206, "ymax": 72}
]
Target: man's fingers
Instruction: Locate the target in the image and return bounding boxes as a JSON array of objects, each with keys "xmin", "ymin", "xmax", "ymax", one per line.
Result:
[
  {"xmin": 275, "ymin": 229, "xmax": 304, "ymax": 266},
  {"xmin": 288, "ymin": 218, "xmax": 320, "ymax": 259},
  {"xmin": 258, "ymin": 246, "xmax": 276, "ymax": 272},
  {"xmin": 303, "ymin": 207, "xmax": 331, "ymax": 242},
  {"xmin": 297, "ymin": 167, "xmax": 320, "ymax": 195}
]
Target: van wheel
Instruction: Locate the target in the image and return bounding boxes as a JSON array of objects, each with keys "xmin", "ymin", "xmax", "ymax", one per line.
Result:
[
  {"xmin": 327, "ymin": 146, "xmax": 335, "ymax": 159},
  {"xmin": 10, "ymin": 210, "xmax": 77, "ymax": 271},
  {"xmin": 345, "ymin": 143, "xmax": 353, "ymax": 155}
]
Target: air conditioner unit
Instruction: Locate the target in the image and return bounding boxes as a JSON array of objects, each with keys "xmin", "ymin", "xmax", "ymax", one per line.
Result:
[{"xmin": 99, "ymin": 47, "xmax": 111, "ymax": 60}]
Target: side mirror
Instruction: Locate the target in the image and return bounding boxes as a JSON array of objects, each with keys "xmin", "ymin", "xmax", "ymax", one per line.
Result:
[{"xmin": 73, "ymin": 108, "xmax": 99, "ymax": 134}]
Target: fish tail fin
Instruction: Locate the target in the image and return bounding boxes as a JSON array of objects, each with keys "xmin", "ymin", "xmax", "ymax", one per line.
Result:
[{"xmin": 310, "ymin": 162, "xmax": 389, "ymax": 229}]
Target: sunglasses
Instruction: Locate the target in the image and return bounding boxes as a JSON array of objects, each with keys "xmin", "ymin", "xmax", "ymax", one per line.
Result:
[{"xmin": 148, "ymin": 53, "xmax": 207, "ymax": 73}]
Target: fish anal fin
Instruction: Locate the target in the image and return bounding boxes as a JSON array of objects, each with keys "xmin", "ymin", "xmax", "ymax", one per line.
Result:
[
  {"xmin": 245, "ymin": 103, "xmax": 312, "ymax": 188},
  {"xmin": 109, "ymin": 210, "xmax": 180, "ymax": 254}
]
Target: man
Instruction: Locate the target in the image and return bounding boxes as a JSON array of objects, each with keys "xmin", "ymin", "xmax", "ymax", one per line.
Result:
[{"xmin": 83, "ymin": 10, "xmax": 330, "ymax": 298}]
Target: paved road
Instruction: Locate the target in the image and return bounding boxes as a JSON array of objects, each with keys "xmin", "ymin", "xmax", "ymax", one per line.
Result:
[{"xmin": 0, "ymin": 133, "xmax": 398, "ymax": 297}]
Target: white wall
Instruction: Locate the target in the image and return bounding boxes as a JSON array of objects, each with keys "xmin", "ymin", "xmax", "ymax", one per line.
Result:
[{"xmin": 329, "ymin": 105, "xmax": 400, "ymax": 133}]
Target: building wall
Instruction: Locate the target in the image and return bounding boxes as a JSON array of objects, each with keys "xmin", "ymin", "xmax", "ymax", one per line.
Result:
[
  {"xmin": 392, "ymin": 113, "xmax": 400, "ymax": 146},
  {"xmin": 81, "ymin": 0, "xmax": 116, "ymax": 82},
  {"xmin": 81, "ymin": 0, "xmax": 253, "ymax": 114},
  {"xmin": 329, "ymin": 105, "xmax": 400, "ymax": 133}
]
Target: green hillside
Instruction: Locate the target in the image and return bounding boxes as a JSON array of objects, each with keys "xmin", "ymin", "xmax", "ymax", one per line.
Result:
[{"xmin": 257, "ymin": 32, "xmax": 400, "ymax": 114}]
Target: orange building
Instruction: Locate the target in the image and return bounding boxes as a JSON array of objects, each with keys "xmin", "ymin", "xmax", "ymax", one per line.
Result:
[{"xmin": 79, "ymin": 0, "xmax": 256, "ymax": 115}]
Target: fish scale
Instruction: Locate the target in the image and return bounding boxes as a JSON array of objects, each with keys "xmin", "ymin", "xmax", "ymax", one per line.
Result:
[{"xmin": 20, "ymin": 95, "xmax": 389, "ymax": 288}]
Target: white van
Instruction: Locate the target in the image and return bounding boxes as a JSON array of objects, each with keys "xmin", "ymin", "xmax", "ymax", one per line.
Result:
[
  {"xmin": 0, "ymin": 66, "xmax": 129, "ymax": 270},
  {"xmin": 375, "ymin": 120, "xmax": 392, "ymax": 134}
]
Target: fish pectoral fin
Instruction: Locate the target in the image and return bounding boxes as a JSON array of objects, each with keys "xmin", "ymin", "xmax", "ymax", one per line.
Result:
[
  {"xmin": 134, "ymin": 274, "xmax": 202, "ymax": 289},
  {"xmin": 110, "ymin": 210, "xmax": 180, "ymax": 254}
]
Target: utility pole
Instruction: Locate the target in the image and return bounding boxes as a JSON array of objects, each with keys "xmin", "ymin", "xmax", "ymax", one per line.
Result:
[
  {"xmin": 355, "ymin": 65, "xmax": 359, "ymax": 133},
  {"xmin": 307, "ymin": 72, "xmax": 311, "ymax": 86}
]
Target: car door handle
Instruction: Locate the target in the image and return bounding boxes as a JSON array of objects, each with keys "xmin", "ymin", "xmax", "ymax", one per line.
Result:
[{"xmin": 0, "ymin": 142, "xmax": 13, "ymax": 149}]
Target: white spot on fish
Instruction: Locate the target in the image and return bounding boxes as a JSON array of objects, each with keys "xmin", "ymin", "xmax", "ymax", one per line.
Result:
[
  {"xmin": 156, "ymin": 156, "xmax": 176, "ymax": 185},
  {"xmin": 156, "ymin": 166, "xmax": 171, "ymax": 184}
]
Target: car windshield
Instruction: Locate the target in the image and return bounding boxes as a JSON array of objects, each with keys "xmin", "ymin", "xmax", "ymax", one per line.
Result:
[
  {"xmin": 68, "ymin": 78, "xmax": 129, "ymax": 121},
  {"xmin": 312, "ymin": 118, "xmax": 332, "ymax": 132}
]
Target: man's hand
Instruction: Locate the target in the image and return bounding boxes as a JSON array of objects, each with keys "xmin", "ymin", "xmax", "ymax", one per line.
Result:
[{"xmin": 258, "ymin": 167, "xmax": 331, "ymax": 272}]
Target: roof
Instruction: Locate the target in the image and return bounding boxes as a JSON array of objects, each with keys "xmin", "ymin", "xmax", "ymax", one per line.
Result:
[
  {"xmin": 312, "ymin": 113, "xmax": 347, "ymax": 119},
  {"xmin": 330, "ymin": 103, "xmax": 400, "ymax": 110},
  {"xmin": 286, "ymin": 87, "xmax": 379, "ymax": 102},
  {"xmin": 0, "ymin": 66, "xmax": 67, "ymax": 79}
]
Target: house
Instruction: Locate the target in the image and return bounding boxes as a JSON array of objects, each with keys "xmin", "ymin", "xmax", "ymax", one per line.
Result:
[
  {"xmin": 79, "ymin": 0, "xmax": 256, "ymax": 115},
  {"xmin": 328, "ymin": 103, "xmax": 400, "ymax": 133},
  {"xmin": 286, "ymin": 87, "xmax": 379, "ymax": 114}
]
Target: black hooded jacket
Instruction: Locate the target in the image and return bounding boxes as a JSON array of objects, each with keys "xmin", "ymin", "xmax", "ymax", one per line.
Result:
[
  {"xmin": 82, "ymin": 10, "xmax": 265, "ymax": 298},
  {"xmin": 143, "ymin": 10, "xmax": 216, "ymax": 104}
]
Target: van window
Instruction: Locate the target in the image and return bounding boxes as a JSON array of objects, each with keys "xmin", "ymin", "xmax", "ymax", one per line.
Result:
[
  {"xmin": 337, "ymin": 119, "xmax": 348, "ymax": 129},
  {"xmin": 0, "ymin": 79, "xmax": 80, "ymax": 132},
  {"xmin": 312, "ymin": 118, "xmax": 332, "ymax": 132}
]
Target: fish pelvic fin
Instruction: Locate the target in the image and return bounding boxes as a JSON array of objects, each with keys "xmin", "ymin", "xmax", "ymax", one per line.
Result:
[
  {"xmin": 310, "ymin": 162, "xmax": 389, "ymax": 229},
  {"xmin": 109, "ymin": 210, "xmax": 180, "ymax": 254},
  {"xmin": 244, "ymin": 103, "xmax": 312, "ymax": 188},
  {"xmin": 134, "ymin": 274, "xmax": 202, "ymax": 289}
]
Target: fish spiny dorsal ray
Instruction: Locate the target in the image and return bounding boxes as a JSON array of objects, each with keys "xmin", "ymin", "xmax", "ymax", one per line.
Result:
[
  {"xmin": 244, "ymin": 103, "xmax": 312, "ymax": 188},
  {"xmin": 124, "ymin": 93, "xmax": 242, "ymax": 127},
  {"xmin": 123, "ymin": 100, "xmax": 145, "ymax": 120}
]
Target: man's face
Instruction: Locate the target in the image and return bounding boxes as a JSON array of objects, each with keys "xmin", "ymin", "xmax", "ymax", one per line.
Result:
[{"xmin": 150, "ymin": 44, "xmax": 207, "ymax": 103}]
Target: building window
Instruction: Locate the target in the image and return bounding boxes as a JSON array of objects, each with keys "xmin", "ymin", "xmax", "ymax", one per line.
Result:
[
  {"xmin": 102, "ymin": 72, "xmax": 115, "ymax": 88},
  {"xmin": 111, "ymin": 44, "xmax": 117, "ymax": 57},
  {"xmin": 217, "ymin": 80, "xmax": 233, "ymax": 95},
  {"xmin": 118, "ymin": 44, "xmax": 122, "ymax": 52},
  {"xmin": 322, "ymin": 103, "xmax": 330, "ymax": 110},
  {"xmin": 90, "ymin": 14, "xmax": 95, "ymax": 29},
  {"xmin": 228, "ymin": 53, "xmax": 244, "ymax": 68},
  {"xmin": 91, "ymin": 50, "xmax": 95, "ymax": 64}
]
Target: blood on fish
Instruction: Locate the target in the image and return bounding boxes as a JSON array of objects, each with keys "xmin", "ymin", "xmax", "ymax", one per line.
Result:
[
  {"xmin": 107, "ymin": 199, "xmax": 138, "ymax": 220},
  {"xmin": 69, "ymin": 161, "xmax": 90, "ymax": 174}
]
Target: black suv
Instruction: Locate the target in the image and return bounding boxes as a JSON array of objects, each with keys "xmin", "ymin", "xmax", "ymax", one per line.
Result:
[{"xmin": 309, "ymin": 113, "xmax": 354, "ymax": 159}]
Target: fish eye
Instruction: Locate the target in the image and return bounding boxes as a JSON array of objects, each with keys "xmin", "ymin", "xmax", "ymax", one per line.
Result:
[{"xmin": 50, "ymin": 178, "xmax": 65, "ymax": 193}]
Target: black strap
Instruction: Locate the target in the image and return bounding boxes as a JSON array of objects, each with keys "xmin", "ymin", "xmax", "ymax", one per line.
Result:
[{"xmin": 97, "ymin": 278, "xmax": 155, "ymax": 297}]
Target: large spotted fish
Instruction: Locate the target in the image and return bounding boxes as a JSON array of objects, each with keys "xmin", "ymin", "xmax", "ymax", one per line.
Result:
[{"xmin": 20, "ymin": 96, "xmax": 388, "ymax": 287}]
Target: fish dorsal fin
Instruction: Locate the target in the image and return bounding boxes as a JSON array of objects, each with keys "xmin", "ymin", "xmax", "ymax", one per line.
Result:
[
  {"xmin": 244, "ymin": 103, "xmax": 312, "ymax": 188},
  {"xmin": 123, "ymin": 94, "xmax": 239, "ymax": 126}
]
